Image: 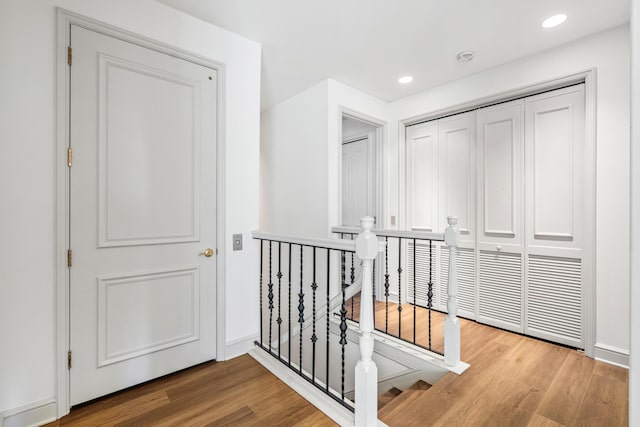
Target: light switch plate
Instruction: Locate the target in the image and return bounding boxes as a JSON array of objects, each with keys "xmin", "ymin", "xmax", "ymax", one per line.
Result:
[
  {"xmin": 233, "ymin": 234, "xmax": 243, "ymax": 251},
  {"xmin": 390, "ymin": 215, "xmax": 396, "ymax": 226}
]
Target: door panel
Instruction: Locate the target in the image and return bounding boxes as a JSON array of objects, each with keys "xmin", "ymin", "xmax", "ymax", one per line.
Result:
[
  {"xmin": 98, "ymin": 54, "xmax": 200, "ymax": 246},
  {"xmin": 406, "ymin": 122, "xmax": 438, "ymax": 232},
  {"xmin": 476, "ymin": 100, "xmax": 524, "ymax": 330},
  {"xmin": 342, "ymin": 137, "xmax": 372, "ymax": 227},
  {"xmin": 438, "ymin": 112, "xmax": 476, "ymax": 241},
  {"xmin": 524, "ymin": 85, "xmax": 585, "ymax": 347},
  {"xmin": 477, "ymin": 100, "xmax": 524, "ymax": 245},
  {"xmin": 69, "ymin": 25, "xmax": 217, "ymax": 404}
]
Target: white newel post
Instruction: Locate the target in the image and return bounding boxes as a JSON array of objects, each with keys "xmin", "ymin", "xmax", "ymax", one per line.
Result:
[
  {"xmin": 355, "ymin": 216, "xmax": 381, "ymax": 427},
  {"xmin": 444, "ymin": 216, "xmax": 460, "ymax": 367}
]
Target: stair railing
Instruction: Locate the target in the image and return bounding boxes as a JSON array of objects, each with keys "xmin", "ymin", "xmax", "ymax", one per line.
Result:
[
  {"xmin": 332, "ymin": 216, "xmax": 461, "ymax": 367},
  {"xmin": 252, "ymin": 230, "xmax": 357, "ymax": 410},
  {"xmin": 252, "ymin": 216, "xmax": 460, "ymax": 426}
]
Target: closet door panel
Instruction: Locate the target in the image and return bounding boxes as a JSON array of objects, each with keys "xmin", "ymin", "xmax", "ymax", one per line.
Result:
[
  {"xmin": 477, "ymin": 249, "xmax": 523, "ymax": 332},
  {"xmin": 437, "ymin": 113, "xmax": 476, "ymax": 316},
  {"xmin": 524, "ymin": 84, "xmax": 585, "ymax": 348},
  {"xmin": 438, "ymin": 113, "xmax": 476, "ymax": 241},
  {"xmin": 477, "ymin": 100, "xmax": 524, "ymax": 246},
  {"xmin": 525, "ymin": 85, "xmax": 585, "ymax": 250},
  {"xmin": 406, "ymin": 122, "xmax": 439, "ymax": 232},
  {"xmin": 477, "ymin": 100, "xmax": 524, "ymax": 330}
]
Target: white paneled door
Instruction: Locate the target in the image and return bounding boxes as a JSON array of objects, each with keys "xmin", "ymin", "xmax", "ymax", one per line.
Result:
[
  {"xmin": 406, "ymin": 115, "xmax": 476, "ymax": 316},
  {"xmin": 69, "ymin": 26, "xmax": 217, "ymax": 404},
  {"xmin": 524, "ymin": 85, "xmax": 585, "ymax": 348},
  {"xmin": 476, "ymin": 100, "xmax": 525, "ymax": 332},
  {"xmin": 342, "ymin": 136, "xmax": 374, "ymax": 227},
  {"xmin": 404, "ymin": 84, "xmax": 587, "ymax": 349}
]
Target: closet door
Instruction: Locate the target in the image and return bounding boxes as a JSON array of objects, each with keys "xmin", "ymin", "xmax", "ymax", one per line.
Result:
[
  {"xmin": 436, "ymin": 113, "xmax": 476, "ymax": 318},
  {"xmin": 406, "ymin": 122, "xmax": 439, "ymax": 232},
  {"xmin": 406, "ymin": 122, "xmax": 439, "ymax": 307},
  {"xmin": 524, "ymin": 85, "xmax": 585, "ymax": 348},
  {"xmin": 476, "ymin": 100, "xmax": 525, "ymax": 332}
]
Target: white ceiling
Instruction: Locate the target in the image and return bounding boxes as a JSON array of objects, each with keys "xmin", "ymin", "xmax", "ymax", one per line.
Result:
[{"xmin": 155, "ymin": 0, "xmax": 629, "ymax": 111}]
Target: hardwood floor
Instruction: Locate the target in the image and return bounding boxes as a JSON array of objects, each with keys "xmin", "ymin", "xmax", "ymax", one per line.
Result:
[
  {"xmin": 357, "ymin": 295, "xmax": 629, "ymax": 427},
  {"xmin": 45, "ymin": 296, "xmax": 628, "ymax": 426},
  {"xmin": 43, "ymin": 355, "xmax": 336, "ymax": 427}
]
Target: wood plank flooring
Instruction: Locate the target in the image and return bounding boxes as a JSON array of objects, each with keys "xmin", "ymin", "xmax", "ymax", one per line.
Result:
[
  {"xmin": 43, "ymin": 355, "xmax": 336, "ymax": 427},
  {"xmin": 358, "ymin": 295, "xmax": 630, "ymax": 427},
  {"xmin": 45, "ymin": 295, "xmax": 628, "ymax": 426}
]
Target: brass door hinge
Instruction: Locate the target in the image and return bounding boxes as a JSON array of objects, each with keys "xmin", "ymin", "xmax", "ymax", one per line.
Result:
[
  {"xmin": 68, "ymin": 47, "xmax": 72, "ymax": 66},
  {"xmin": 67, "ymin": 350, "xmax": 72, "ymax": 369},
  {"xmin": 67, "ymin": 147, "xmax": 72, "ymax": 167},
  {"xmin": 67, "ymin": 249, "xmax": 72, "ymax": 268}
]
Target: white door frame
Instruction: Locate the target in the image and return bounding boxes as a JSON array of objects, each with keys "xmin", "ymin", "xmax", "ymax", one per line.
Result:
[
  {"xmin": 338, "ymin": 107, "xmax": 386, "ymax": 229},
  {"xmin": 55, "ymin": 8, "xmax": 227, "ymax": 417},
  {"xmin": 337, "ymin": 108, "xmax": 386, "ymax": 302},
  {"xmin": 397, "ymin": 69, "xmax": 597, "ymax": 358}
]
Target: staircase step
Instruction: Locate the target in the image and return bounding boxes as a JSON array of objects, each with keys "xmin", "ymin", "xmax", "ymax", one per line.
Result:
[
  {"xmin": 378, "ymin": 380, "xmax": 433, "ymax": 419},
  {"xmin": 409, "ymin": 380, "xmax": 431, "ymax": 391},
  {"xmin": 378, "ymin": 387, "xmax": 403, "ymax": 409}
]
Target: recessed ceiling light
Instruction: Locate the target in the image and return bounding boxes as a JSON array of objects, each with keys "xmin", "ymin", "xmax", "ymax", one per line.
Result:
[
  {"xmin": 398, "ymin": 76, "xmax": 413, "ymax": 84},
  {"xmin": 542, "ymin": 14, "xmax": 567, "ymax": 28},
  {"xmin": 456, "ymin": 51, "xmax": 475, "ymax": 63}
]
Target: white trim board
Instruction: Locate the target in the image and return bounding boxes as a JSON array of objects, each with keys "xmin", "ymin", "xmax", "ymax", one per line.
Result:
[
  {"xmin": 249, "ymin": 348, "xmax": 392, "ymax": 427},
  {"xmin": 55, "ymin": 8, "xmax": 227, "ymax": 418},
  {"xmin": 1, "ymin": 398, "xmax": 56, "ymax": 427},
  {"xmin": 594, "ymin": 343, "xmax": 630, "ymax": 369},
  {"xmin": 397, "ymin": 69, "xmax": 597, "ymax": 358},
  {"xmin": 224, "ymin": 334, "xmax": 260, "ymax": 360}
]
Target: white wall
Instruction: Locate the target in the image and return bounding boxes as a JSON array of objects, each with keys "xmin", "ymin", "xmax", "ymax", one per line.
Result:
[
  {"xmin": 387, "ymin": 25, "xmax": 631, "ymax": 358},
  {"xmin": 0, "ymin": 0, "xmax": 261, "ymax": 419},
  {"xmin": 260, "ymin": 80, "xmax": 330, "ymax": 237},
  {"xmin": 260, "ymin": 79, "xmax": 388, "ymax": 237},
  {"xmin": 629, "ymin": 0, "xmax": 639, "ymax": 423}
]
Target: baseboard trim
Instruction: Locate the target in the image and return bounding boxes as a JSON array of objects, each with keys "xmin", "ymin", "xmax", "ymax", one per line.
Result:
[
  {"xmin": 1, "ymin": 398, "xmax": 56, "ymax": 427},
  {"xmin": 224, "ymin": 334, "xmax": 259, "ymax": 360},
  {"xmin": 594, "ymin": 343, "xmax": 630, "ymax": 368},
  {"xmin": 249, "ymin": 348, "xmax": 360, "ymax": 426}
]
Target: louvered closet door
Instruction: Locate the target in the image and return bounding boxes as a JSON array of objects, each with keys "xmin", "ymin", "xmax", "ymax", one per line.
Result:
[
  {"xmin": 524, "ymin": 85, "xmax": 585, "ymax": 348},
  {"xmin": 406, "ymin": 115, "xmax": 475, "ymax": 315},
  {"xmin": 476, "ymin": 100, "xmax": 525, "ymax": 332},
  {"xmin": 406, "ymin": 122, "xmax": 439, "ymax": 306},
  {"xmin": 436, "ymin": 113, "xmax": 476, "ymax": 317}
]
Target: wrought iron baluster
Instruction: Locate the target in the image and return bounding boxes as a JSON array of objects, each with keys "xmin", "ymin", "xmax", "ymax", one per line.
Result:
[
  {"xmin": 311, "ymin": 247, "xmax": 318, "ymax": 383},
  {"xmin": 350, "ymin": 234, "xmax": 355, "ymax": 320},
  {"xmin": 277, "ymin": 242, "xmax": 283, "ymax": 360},
  {"xmin": 428, "ymin": 239, "xmax": 434, "ymax": 350},
  {"xmin": 384, "ymin": 236, "xmax": 390, "ymax": 333},
  {"xmin": 397, "ymin": 237, "xmax": 403, "ymax": 339},
  {"xmin": 326, "ymin": 248, "xmax": 331, "ymax": 393},
  {"xmin": 298, "ymin": 245, "xmax": 305, "ymax": 373},
  {"xmin": 259, "ymin": 240, "xmax": 264, "ymax": 347},
  {"xmin": 413, "ymin": 238, "xmax": 417, "ymax": 344},
  {"xmin": 340, "ymin": 250, "xmax": 348, "ymax": 400},
  {"xmin": 268, "ymin": 241, "xmax": 274, "ymax": 354},
  {"xmin": 288, "ymin": 243, "xmax": 292, "ymax": 367}
]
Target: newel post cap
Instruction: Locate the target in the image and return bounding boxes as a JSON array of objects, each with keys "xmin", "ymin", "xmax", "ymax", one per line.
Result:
[
  {"xmin": 356, "ymin": 216, "xmax": 378, "ymax": 260},
  {"xmin": 445, "ymin": 216, "xmax": 459, "ymax": 247}
]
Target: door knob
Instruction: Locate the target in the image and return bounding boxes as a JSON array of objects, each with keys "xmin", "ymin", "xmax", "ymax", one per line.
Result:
[{"xmin": 199, "ymin": 248, "xmax": 214, "ymax": 257}]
